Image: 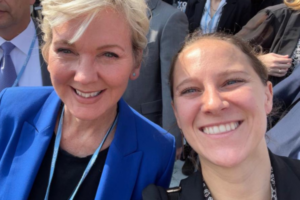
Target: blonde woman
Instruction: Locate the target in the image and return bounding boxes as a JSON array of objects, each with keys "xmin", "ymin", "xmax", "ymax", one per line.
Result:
[
  {"xmin": 0, "ymin": 0, "xmax": 175, "ymax": 199},
  {"xmin": 237, "ymin": 0, "xmax": 300, "ymax": 86}
]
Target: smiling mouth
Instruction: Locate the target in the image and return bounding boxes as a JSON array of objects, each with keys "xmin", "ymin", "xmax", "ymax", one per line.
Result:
[
  {"xmin": 201, "ymin": 121, "xmax": 242, "ymax": 135},
  {"xmin": 75, "ymin": 89, "xmax": 103, "ymax": 98}
]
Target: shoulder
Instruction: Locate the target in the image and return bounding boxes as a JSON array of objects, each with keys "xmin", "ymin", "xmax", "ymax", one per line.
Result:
[
  {"xmin": 0, "ymin": 87, "xmax": 56, "ymax": 121},
  {"xmin": 152, "ymin": 1, "xmax": 187, "ymax": 24},
  {"xmin": 142, "ymin": 184, "xmax": 169, "ymax": 200},
  {"xmin": 118, "ymin": 99, "xmax": 175, "ymax": 153},
  {"xmin": 271, "ymin": 153, "xmax": 300, "ymax": 179},
  {"xmin": 130, "ymin": 104, "xmax": 175, "ymax": 148},
  {"xmin": 179, "ymin": 171, "xmax": 203, "ymax": 196},
  {"xmin": 262, "ymin": 4, "xmax": 292, "ymax": 18}
]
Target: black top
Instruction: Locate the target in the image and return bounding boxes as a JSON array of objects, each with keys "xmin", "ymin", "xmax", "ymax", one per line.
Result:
[
  {"xmin": 142, "ymin": 151, "xmax": 300, "ymax": 200},
  {"xmin": 28, "ymin": 134, "xmax": 109, "ymax": 200}
]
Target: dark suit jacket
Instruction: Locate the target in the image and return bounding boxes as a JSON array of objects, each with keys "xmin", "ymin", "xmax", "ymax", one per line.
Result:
[
  {"xmin": 185, "ymin": 0, "xmax": 252, "ymax": 34},
  {"xmin": 142, "ymin": 151, "xmax": 300, "ymax": 199},
  {"xmin": 0, "ymin": 87, "xmax": 175, "ymax": 200},
  {"xmin": 33, "ymin": 19, "xmax": 52, "ymax": 86},
  {"xmin": 251, "ymin": 0, "xmax": 282, "ymax": 17},
  {"xmin": 236, "ymin": 4, "xmax": 300, "ymax": 85},
  {"xmin": 123, "ymin": 0, "xmax": 188, "ymax": 148}
]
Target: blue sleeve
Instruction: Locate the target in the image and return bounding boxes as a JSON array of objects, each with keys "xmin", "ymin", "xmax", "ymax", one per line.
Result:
[
  {"xmin": 156, "ymin": 136, "xmax": 176, "ymax": 188},
  {"xmin": 0, "ymin": 88, "xmax": 8, "ymax": 160}
]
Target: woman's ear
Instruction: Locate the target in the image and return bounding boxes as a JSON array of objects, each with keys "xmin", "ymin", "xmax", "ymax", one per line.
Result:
[
  {"xmin": 130, "ymin": 49, "xmax": 143, "ymax": 80},
  {"xmin": 265, "ymin": 81, "xmax": 273, "ymax": 114}
]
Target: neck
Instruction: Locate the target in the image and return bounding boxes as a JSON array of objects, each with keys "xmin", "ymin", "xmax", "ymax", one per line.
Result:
[
  {"xmin": 201, "ymin": 140, "xmax": 271, "ymax": 200},
  {"xmin": 59, "ymin": 105, "xmax": 118, "ymax": 157},
  {"xmin": 0, "ymin": 18, "xmax": 31, "ymax": 41}
]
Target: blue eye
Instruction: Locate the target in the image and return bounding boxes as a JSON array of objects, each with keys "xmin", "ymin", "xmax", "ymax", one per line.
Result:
[
  {"xmin": 57, "ymin": 48, "xmax": 72, "ymax": 54},
  {"xmin": 181, "ymin": 88, "xmax": 199, "ymax": 95},
  {"xmin": 225, "ymin": 79, "xmax": 243, "ymax": 86},
  {"xmin": 104, "ymin": 52, "xmax": 119, "ymax": 58}
]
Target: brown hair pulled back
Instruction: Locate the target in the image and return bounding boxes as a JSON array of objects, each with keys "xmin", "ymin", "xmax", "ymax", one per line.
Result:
[{"xmin": 168, "ymin": 32, "xmax": 268, "ymax": 99}]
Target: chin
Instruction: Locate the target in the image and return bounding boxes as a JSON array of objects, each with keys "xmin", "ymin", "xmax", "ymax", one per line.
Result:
[
  {"xmin": 205, "ymin": 148, "xmax": 249, "ymax": 168},
  {"xmin": 66, "ymin": 106, "xmax": 103, "ymax": 121}
]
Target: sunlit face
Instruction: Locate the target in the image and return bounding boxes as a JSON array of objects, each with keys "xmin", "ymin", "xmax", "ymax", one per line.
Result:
[
  {"xmin": 47, "ymin": 8, "xmax": 140, "ymax": 120},
  {"xmin": 172, "ymin": 39, "xmax": 273, "ymax": 168}
]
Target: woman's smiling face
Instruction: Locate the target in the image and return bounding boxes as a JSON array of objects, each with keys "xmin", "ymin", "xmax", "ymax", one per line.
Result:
[
  {"xmin": 47, "ymin": 8, "xmax": 140, "ymax": 120},
  {"xmin": 172, "ymin": 39, "xmax": 273, "ymax": 167}
]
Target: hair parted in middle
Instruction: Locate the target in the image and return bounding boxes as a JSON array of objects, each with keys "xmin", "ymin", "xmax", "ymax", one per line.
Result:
[
  {"xmin": 41, "ymin": 0, "xmax": 150, "ymax": 62},
  {"xmin": 168, "ymin": 32, "xmax": 269, "ymax": 99}
]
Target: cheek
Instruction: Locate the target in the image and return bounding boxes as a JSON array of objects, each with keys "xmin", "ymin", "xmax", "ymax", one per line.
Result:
[
  {"xmin": 174, "ymin": 98, "xmax": 200, "ymax": 130},
  {"xmin": 48, "ymin": 54, "xmax": 73, "ymax": 85}
]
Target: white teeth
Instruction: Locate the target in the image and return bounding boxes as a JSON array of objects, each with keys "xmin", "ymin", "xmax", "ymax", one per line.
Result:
[
  {"xmin": 213, "ymin": 126, "xmax": 219, "ymax": 134},
  {"xmin": 202, "ymin": 122, "xmax": 240, "ymax": 135},
  {"xmin": 219, "ymin": 125, "xmax": 226, "ymax": 132},
  {"xmin": 75, "ymin": 89, "xmax": 101, "ymax": 98},
  {"xmin": 226, "ymin": 124, "xmax": 231, "ymax": 131}
]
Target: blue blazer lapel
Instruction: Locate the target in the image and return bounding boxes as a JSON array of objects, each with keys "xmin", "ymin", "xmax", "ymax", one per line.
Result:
[
  {"xmin": 2, "ymin": 90, "xmax": 61, "ymax": 199},
  {"xmin": 95, "ymin": 99, "xmax": 143, "ymax": 200}
]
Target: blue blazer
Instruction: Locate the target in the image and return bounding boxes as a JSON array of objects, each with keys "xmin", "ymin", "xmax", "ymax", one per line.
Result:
[{"xmin": 0, "ymin": 87, "xmax": 175, "ymax": 200}]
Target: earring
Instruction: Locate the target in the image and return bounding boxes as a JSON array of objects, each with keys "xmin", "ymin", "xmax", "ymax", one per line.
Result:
[{"xmin": 132, "ymin": 73, "xmax": 136, "ymax": 77}]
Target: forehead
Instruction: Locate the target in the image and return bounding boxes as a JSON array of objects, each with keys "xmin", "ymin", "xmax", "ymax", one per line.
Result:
[
  {"xmin": 175, "ymin": 39, "xmax": 252, "ymax": 77},
  {"xmin": 52, "ymin": 8, "xmax": 132, "ymax": 48}
]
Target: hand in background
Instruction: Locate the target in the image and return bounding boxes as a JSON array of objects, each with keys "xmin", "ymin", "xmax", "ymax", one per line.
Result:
[{"xmin": 258, "ymin": 53, "xmax": 292, "ymax": 77}]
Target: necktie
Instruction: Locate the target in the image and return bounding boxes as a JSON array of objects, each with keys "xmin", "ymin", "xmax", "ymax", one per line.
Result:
[{"xmin": 0, "ymin": 42, "xmax": 17, "ymax": 92}]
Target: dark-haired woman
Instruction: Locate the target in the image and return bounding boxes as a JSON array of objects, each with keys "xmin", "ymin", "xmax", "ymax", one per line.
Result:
[{"xmin": 143, "ymin": 33, "xmax": 300, "ymax": 200}]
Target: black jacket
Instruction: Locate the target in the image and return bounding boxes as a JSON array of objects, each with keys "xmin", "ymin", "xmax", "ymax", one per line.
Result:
[
  {"xmin": 251, "ymin": 0, "xmax": 282, "ymax": 17},
  {"xmin": 236, "ymin": 4, "xmax": 300, "ymax": 86},
  {"xmin": 143, "ymin": 151, "xmax": 300, "ymax": 200},
  {"xmin": 185, "ymin": 0, "xmax": 252, "ymax": 34}
]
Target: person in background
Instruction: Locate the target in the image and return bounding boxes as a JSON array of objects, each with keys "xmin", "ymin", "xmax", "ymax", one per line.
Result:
[
  {"xmin": 0, "ymin": 0, "xmax": 51, "ymax": 92},
  {"xmin": 143, "ymin": 33, "xmax": 300, "ymax": 200},
  {"xmin": 123, "ymin": 0, "xmax": 188, "ymax": 160},
  {"xmin": 236, "ymin": 0, "xmax": 300, "ymax": 87},
  {"xmin": 251, "ymin": 0, "xmax": 282, "ymax": 16},
  {"xmin": 0, "ymin": 0, "xmax": 175, "ymax": 199},
  {"xmin": 266, "ymin": 65, "xmax": 300, "ymax": 159},
  {"xmin": 185, "ymin": 0, "xmax": 252, "ymax": 34}
]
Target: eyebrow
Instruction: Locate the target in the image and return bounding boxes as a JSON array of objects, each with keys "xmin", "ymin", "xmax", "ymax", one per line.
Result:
[
  {"xmin": 53, "ymin": 40, "xmax": 125, "ymax": 52},
  {"xmin": 175, "ymin": 70, "xmax": 250, "ymax": 90}
]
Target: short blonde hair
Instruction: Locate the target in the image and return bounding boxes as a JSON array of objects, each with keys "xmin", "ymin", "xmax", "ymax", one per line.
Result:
[
  {"xmin": 284, "ymin": 0, "xmax": 300, "ymax": 10},
  {"xmin": 41, "ymin": 0, "xmax": 149, "ymax": 61}
]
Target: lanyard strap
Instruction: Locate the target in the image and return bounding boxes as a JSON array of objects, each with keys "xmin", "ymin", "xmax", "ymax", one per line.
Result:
[
  {"xmin": 11, "ymin": 32, "xmax": 37, "ymax": 87},
  {"xmin": 44, "ymin": 107, "xmax": 119, "ymax": 200}
]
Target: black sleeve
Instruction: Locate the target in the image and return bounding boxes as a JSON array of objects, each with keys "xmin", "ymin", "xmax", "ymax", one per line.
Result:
[
  {"xmin": 142, "ymin": 184, "xmax": 169, "ymax": 200},
  {"xmin": 237, "ymin": 0, "xmax": 252, "ymax": 33}
]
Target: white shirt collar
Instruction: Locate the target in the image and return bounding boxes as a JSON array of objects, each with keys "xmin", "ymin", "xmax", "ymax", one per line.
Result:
[{"xmin": 0, "ymin": 19, "xmax": 36, "ymax": 55}]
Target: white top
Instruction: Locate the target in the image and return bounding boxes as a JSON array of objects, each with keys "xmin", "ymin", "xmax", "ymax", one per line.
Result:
[
  {"xmin": 0, "ymin": 19, "xmax": 42, "ymax": 86},
  {"xmin": 200, "ymin": 0, "xmax": 227, "ymax": 34}
]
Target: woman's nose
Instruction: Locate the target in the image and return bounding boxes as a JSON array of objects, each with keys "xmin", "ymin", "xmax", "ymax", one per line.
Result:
[
  {"xmin": 73, "ymin": 57, "xmax": 99, "ymax": 84},
  {"xmin": 201, "ymin": 88, "xmax": 229, "ymax": 114}
]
